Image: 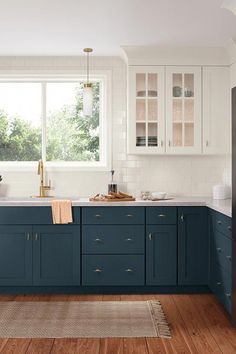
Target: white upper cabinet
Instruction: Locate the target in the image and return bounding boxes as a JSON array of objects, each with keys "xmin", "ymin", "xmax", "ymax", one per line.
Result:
[
  {"xmin": 128, "ymin": 66, "xmax": 165, "ymax": 154},
  {"xmin": 166, "ymin": 66, "xmax": 202, "ymax": 154},
  {"xmin": 203, "ymin": 67, "xmax": 230, "ymax": 154}
]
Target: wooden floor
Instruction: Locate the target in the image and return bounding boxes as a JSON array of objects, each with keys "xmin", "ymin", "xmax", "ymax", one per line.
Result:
[{"xmin": 0, "ymin": 294, "xmax": 235, "ymax": 353}]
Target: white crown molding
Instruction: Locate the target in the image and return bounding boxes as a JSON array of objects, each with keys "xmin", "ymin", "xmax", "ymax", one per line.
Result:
[
  {"xmin": 225, "ymin": 38, "xmax": 236, "ymax": 65},
  {"xmin": 121, "ymin": 45, "xmax": 230, "ymax": 66}
]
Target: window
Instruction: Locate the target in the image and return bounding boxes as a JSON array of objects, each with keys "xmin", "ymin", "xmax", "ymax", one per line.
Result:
[{"xmin": 0, "ymin": 73, "xmax": 110, "ymax": 169}]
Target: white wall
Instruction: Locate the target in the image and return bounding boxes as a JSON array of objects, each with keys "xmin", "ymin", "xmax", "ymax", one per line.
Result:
[{"xmin": 0, "ymin": 56, "xmax": 231, "ymax": 198}]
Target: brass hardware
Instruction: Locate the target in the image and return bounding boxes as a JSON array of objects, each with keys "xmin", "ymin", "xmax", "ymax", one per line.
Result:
[
  {"xmin": 168, "ymin": 140, "xmax": 171, "ymax": 147},
  {"xmin": 95, "ymin": 214, "xmax": 101, "ymax": 218},
  {"xmin": 225, "ymin": 293, "xmax": 231, "ymax": 298},
  {"xmin": 217, "ymin": 282, "xmax": 221, "ymax": 286},
  {"xmin": 217, "ymin": 220, "xmax": 222, "ymax": 225},
  {"xmin": 33, "ymin": 160, "xmax": 52, "ymax": 198},
  {"xmin": 226, "ymin": 255, "xmax": 232, "ymax": 261},
  {"xmin": 125, "ymin": 268, "xmax": 133, "ymax": 272},
  {"xmin": 206, "ymin": 140, "xmax": 209, "ymax": 147},
  {"xmin": 148, "ymin": 233, "xmax": 152, "ymax": 241},
  {"xmin": 126, "ymin": 214, "xmax": 133, "ymax": 217},
  {"xmin": 125, "ymin": 238, "xmax": 133, "ymax": 242},
  {"xmin": 83, "ymin": 48, "xmax": 93, "ymax": 53},
  {"xmin": 158, "ymin": 214, "xmax": 166, "ymax": 217},
  {"xmin": 94, "ymin": 268, "xmax": 102, "ymax": 273},
  {"xmin": 216, "ymin": 247, "xmax": 221, "ymax": 252},
  {"xmin": 35, "ymin": 233, "xmax": 38, "ymax": 241},
  {"xmin": 27, "ymin": 233, "xmax": 30, "ymax": 241},
  {"xmin": 180, "ymin": 214, "xmax": 184, "ymax": 222},
  {"xmin": 94, "ymin": 238, "xmax": 102, "ymax": 242}
]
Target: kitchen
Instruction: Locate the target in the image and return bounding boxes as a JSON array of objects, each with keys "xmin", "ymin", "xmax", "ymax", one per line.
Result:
[{"xmin": 0, "ymin": 0, "xmax": 235, "ymax": 353}]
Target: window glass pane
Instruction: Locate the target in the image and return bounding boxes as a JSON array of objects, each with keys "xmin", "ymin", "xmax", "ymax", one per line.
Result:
[
  {"xmin": 0, "ymin": 83, "xmax": 41, "ymax": 161},
  {"xmin": 46, "ymin": 82, "xmax": 100, "ymax": 162}
]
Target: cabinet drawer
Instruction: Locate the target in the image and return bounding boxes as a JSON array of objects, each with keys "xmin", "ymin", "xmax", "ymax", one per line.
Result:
[
  {"xmin": 82, "ymin": 207, "xmax": 145, "ymax": 225},
  {"xmin": 82, "ymin": 225, "xmax": 144, "ymax": 254},
  {"xmin": 82, "ymin": 255, "xmax": 144, "ymax": 286},
  {"xmin": 212, "ymin": 230, "xmax": 232, "ymax": 274},
  {"xmin": 210, "ymin": 264, "xmax": 232, "ymax": 314},
  {"xmin": 146, "ymin": 207, "xmax": 177, "ymax": 225},
  {"xmin": 213, "ymin": 211, "xmax": 232, "ymax": 239}
]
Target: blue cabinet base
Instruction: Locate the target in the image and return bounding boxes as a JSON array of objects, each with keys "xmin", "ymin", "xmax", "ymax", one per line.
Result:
[{"xmin": 0, "ymin": 285, "xmax": 210, "ymax": 295}]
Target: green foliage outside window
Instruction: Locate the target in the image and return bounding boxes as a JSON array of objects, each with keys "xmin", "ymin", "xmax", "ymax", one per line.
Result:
[{"xmin": 0, "ymin": 82, "xmax": 100, "ymax": 162}]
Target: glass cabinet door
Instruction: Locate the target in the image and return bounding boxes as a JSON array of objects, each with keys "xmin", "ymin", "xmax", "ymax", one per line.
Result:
[
  {"xmin": 129, "ymin": 66, "xmax": 165, "ymax": 154},
  {"xmin": 166, "ymin": 67, "xmax": 201, "ymax": 154}
]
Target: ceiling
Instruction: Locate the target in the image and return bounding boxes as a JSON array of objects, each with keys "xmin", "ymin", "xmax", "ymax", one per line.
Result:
[{"xmin": 0, "ymin": 0, "xmax": 236, "ymax": 56}]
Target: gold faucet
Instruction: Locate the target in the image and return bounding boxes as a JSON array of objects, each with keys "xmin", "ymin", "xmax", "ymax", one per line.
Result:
[{"xmin": 37, "ymin": 160, "xmax": 51, "ymax": 197}]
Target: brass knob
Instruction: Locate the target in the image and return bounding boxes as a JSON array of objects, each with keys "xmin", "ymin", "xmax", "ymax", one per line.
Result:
[
  {"xmin": 94, "ymin": 238, "xmax": 102, "ymax": 242},
  {"xmin": 94, "ymin": 268, "xmax": 102, "ymax": 273}
]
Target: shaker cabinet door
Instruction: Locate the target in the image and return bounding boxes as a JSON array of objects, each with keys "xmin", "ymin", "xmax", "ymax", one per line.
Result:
[
  {"xmin": 203, "ymin": 66, "xmax": 230, "ymax": 154},
  {"xmin": 146, "ymin": 225, "xmax": 177, "ymax": 285},
  {"xmin": 33, "ymin": 225, "xmax": 80, "ymax": 286},
  {"xmin": 178, "ymin": 207, "xmax": 208, "ymax": 285},
  {"xmin": 0, "ymin": 226, "xmax": 32, "ymax": 285}
]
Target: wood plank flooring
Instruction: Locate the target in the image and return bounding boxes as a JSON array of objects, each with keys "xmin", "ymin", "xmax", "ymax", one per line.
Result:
[{"xmin": 0, "ymin": 294, "xmax": 234, "ymax": 353}]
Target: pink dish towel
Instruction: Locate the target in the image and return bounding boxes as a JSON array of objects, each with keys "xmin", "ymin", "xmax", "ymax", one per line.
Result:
[{"xmin": 51, "ymin": 200, "xmax": 73, "ymax": 224}]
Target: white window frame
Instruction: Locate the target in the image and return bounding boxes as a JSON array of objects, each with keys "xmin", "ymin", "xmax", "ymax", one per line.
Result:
[{"xmin": 0, "ymin": 70, "xmax": 112, "ymax": 171}]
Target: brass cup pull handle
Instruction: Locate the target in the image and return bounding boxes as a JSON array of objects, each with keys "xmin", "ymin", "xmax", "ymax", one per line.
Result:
[
  {"xmin": 226, "ymin": 255, "xmax": 232, "ymax": 261},
  {"xmin": 125, "ymin": 238, "xmax": 133, "ymax": 242},
  {"xmin": 148, "ymin": 233, "xmax": 152, "ymax": 241},
  {"xmin": 125, "ymin": 268, "xmax": 133, "ymax": 273},
  {"xmin": 158, "ymin": 214, "xmax": 166, "ymax": 217},
  {"xmin": 94, "ymin": 238, "xmax": 102, "ymax": 243},
  {"xmin": 94, "ymin": 214, "xmax": 102, "ymax": 218},
  {"xmin": 126, "ymin": 214, "xmax": 133, "ymax": 217},
  {"xmin": 180, "ymin": 214, "xmax": 184, "ymax": 222},
  {"xmin": 217, "ymin": 220, "xmax": 222, "ymax": 225},
  {"xmin": 94, "ymin": 268, "xmax": 102, "ymax": 273}
]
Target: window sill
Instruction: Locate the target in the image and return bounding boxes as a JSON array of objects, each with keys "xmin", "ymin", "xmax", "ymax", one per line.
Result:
[{"xmin": 0, "ymin": 162, "xmax": 111, "ymax": 172}]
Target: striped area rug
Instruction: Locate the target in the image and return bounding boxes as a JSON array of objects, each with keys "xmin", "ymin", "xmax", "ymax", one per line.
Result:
[{"xmin": 0, "ymin": 300, "xmax": 171, "ymax": 338}]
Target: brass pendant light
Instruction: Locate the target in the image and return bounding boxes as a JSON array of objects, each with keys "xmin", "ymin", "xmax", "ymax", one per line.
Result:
[{"xmin": 83, "ymin": 48, "xmax": 93, "ymax": 116}]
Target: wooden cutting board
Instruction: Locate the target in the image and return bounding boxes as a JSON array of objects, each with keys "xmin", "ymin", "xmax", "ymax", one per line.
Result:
[{"xmin": 89, "ymin": 197, "xmax": 136, "ymax": 202}]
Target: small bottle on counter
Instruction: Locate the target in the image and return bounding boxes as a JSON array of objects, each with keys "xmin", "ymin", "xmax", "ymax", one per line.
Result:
[{"xmin": 108, "ymin": 170, "xmax": 117, "ymax": 194}]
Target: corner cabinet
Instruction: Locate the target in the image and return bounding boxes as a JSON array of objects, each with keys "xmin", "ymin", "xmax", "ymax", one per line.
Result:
[
  {"xmin": 128, "ymin": 66, "xmax": 165, "ymax": 154},
  {"xmin": 166, "ymin": 66, "xmax": 202, "ymax": 154}
]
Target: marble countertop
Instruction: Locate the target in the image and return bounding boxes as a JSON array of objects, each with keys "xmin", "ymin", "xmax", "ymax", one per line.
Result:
[{"xmin": 0, "ymin": 196, "xmax": 231, "ymax": 217}]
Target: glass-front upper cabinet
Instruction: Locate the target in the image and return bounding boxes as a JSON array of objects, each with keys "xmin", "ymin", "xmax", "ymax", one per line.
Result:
[
  {"xmin": 166, "ymin": 66, "xmax": 201, "ymax": 154},
  {"xmin": 128, "ymin": 66, "xmax": 165, "ymax": 154}
]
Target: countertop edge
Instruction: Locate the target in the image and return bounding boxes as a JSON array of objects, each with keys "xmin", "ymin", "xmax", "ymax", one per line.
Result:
[{"xmin": 0, "ymin": 198, "xmax": 231, "ymax": 217}]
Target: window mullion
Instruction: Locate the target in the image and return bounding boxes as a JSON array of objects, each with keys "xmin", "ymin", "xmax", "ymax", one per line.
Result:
[{"xmin": 41, "ymin": 82, "xmax": 46, "ymax": 161}]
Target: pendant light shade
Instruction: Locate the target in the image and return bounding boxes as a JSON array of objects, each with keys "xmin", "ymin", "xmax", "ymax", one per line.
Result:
[
  {"xmin": 83, "ymin": 48, "xmax": 93, "ymax": 116},
  {"xmin": 222, "ymin": 0, "xmax": 236, "ymax": 15},
  {"xmin": 83, "ymin": 84, "xmax": 93, "ymax": 117}
]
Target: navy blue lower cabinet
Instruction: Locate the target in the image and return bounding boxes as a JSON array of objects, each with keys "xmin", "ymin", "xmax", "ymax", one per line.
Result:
[
  {"xmin": 0, "ymin": 226, "xmax": 32, "ymax": 286},
  {"xmin": 178, "ymin": 207, "xmax": 208, "ymax": 285},
  {"xmin": 146, "ymin": 225, "xmax": 177, "ymax": 285},
  {"xmin": 33, "ymin": 225, "xmax": 80, "ymax": 286},
  {"xmin": 82, "ymin": 255, "xmax": 144, "ymax": 286}
]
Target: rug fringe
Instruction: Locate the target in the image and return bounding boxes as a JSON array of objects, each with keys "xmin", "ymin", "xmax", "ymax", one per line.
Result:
[{"xmin": 148, "ymin": 300, "xmax": 171, "ymax": 339}]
